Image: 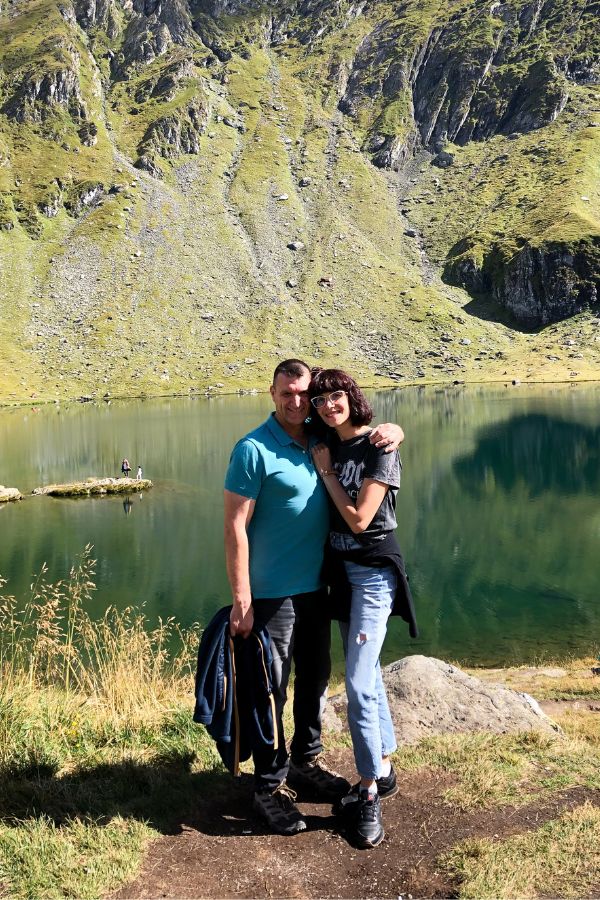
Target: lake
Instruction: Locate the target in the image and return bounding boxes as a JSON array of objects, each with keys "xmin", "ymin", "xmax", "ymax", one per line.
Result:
[{"xmin": 1, "ymin": 383, "xmax": 599, "ymax": 667}]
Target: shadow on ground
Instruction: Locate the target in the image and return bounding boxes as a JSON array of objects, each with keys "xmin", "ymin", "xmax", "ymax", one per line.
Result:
[{"xmin": 3, "ymin": 747, "xmax": 599, "ymax": 898}]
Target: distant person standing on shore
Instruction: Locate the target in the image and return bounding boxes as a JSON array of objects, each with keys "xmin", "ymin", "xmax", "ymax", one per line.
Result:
[
  {"xmin": 121, "ymin": 458, "xmax": 131, "ymax": 478},
  {"xmin": 136, "ymin": 465, "xmax": 143, "ymax": 481}
]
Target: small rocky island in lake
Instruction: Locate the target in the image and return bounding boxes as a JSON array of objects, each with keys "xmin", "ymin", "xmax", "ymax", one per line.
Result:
[
  {"xmin": 0, "ymin": 486, "xmax": 22, "ymax": 502},
  {"xmin": 32, "ymin": 478, "xmax": 152, "ymax": 497}
]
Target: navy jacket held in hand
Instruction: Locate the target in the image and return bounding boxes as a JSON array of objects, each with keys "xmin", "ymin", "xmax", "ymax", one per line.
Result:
[{"xmin": 193, "ymin": 605, "xmax": 277, "ymax": 775}]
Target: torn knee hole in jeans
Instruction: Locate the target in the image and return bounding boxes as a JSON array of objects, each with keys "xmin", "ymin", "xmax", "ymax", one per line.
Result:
[{"xmin": 355, "ymin": 632, "xmax": 369, "ymax": 645}]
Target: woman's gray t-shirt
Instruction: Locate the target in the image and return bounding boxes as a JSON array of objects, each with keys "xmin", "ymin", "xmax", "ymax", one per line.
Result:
[{"xmin": 328, "ymin": 430, "xmax": 401, "ymax": 537}]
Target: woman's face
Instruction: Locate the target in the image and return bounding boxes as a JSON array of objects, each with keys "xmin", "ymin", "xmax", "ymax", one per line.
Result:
[{"xmin": 316, "ymin": 389, "xmax": 351, "ymax": 428}]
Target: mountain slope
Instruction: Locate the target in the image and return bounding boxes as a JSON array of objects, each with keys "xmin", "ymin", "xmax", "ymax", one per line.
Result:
[{"xmin": 0, "ymin": 0, "xmax": 598, "ymax": 401}]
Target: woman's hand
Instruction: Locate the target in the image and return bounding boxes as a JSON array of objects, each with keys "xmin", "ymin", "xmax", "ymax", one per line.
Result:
[{"xmin": 311, "ymin": 443, "xmax": 334, "ymax": 476}]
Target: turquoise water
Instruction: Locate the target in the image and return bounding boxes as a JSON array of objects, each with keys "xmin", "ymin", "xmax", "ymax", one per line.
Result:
[{"xmin": 1, "ymin": 383, "xmax": 599, "ymax": 666}]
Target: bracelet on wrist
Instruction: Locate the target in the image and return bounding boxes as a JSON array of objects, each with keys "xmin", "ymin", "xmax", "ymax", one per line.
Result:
[{"xmin": 320, "ymin": 469, "xmax": 336, "ymax": 477}]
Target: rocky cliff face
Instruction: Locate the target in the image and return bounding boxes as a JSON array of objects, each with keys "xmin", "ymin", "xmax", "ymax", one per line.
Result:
[
  {"xmin": 119, "ymin": 0, "xmax": 197, "ymax": 71},
  {"xmin": 2, "ymin": 39, "xmax": 86, "ymax": 124},
  {"xmin": 496, "ymin": 240, "xmax": 599, "ymax": 326},
  {"xmin": 446, "ymin": 236, "xmax": 600, "ymax": 326},
  {"xmin": 337, "ymin": 0, "xmax": 591, "ymax": 159},
  {"xmin": 73, "ymin": 0, "xmax": 118, "ymax": 33},
  {"xmin": 137, "ymin": 92, "xmax": 210, "ymax": 172},
  {"xmin": 0, "ymin": 0, "xmax": 598, "ymax": 399}
]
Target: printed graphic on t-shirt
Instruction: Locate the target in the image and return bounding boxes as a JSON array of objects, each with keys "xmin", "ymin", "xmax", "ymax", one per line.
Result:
[
  {"xmin": 329, "ymin": 433, "xmax": 401, "ymax": 537},
  {"xmin": 336, "ymin": 460, "xmax": 366, "ymax": 499}
]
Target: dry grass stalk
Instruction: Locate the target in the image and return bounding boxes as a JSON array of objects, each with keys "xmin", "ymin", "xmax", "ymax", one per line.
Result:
[{"xmin": 0, "ymin": 547, "xmax": 198, "ymax": 723}]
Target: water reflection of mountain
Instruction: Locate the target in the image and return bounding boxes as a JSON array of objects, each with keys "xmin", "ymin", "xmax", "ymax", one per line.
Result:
[
  {"xmin": 401, "ymin": 412, "xmax": 600, "ymax": 666},
  {"xmin": 453, "ymin": 415, "xmax": 600, "ymax": 497}
]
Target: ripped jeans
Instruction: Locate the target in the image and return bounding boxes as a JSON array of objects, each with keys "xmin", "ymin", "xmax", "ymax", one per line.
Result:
[{"xmin": 338, "ymin": 553, "xmax": 397, "ymax": 781}]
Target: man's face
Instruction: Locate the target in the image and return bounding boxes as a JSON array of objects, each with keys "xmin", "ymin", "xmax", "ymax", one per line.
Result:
[{"xmin": 270, "ymin": 371, "xmax": 311, "ymax": 430}]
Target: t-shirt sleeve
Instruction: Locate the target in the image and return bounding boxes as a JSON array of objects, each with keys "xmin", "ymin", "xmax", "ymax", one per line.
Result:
[
  {"xmin": 224, "ymin": 439, "xmax": 264, "ymax": 499},
  {"xmin": 364, "ymin": 444, "xmax": 401, "ymax": 489}
]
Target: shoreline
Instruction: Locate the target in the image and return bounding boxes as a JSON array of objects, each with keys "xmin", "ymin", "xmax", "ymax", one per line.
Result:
[{"xmin": 1, "ymin": 373, "xmax": 600, "ymax": 410}]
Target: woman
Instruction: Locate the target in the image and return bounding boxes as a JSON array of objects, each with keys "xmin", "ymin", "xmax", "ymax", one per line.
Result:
[{"xmin": 309, "ymin": 368, "xmax": 417, "ymax": 850}]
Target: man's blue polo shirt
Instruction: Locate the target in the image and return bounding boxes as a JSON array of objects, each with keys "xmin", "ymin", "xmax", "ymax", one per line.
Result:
[{"xmin": 224, "ymin": 413, "xmax": 329, "ymax": 598}]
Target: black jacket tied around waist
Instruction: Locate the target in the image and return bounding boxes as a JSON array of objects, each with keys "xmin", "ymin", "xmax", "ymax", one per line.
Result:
[{"xmin": 323, "ymin": 532, "xmax": 419, "ymax": 638}]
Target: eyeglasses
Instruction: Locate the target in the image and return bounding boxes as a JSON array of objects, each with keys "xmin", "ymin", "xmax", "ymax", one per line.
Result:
[{"xmin": 310, "ymin": 390, "xmax": 346, "ymax": 409}]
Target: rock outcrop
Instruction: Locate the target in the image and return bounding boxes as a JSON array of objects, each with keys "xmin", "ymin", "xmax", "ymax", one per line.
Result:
[
  {"xmin": 134, "ymin": 55, "xmax": 196, "ymax": 103},
  {"xmin": 445, "ymin": 237, "xmax": 600, "ymax": 326},
  {"xmin": 326, "ymin": 656, "xmax": 560, "ymax": 743},
  {"xmin": 117, "ymin": 0, "xmax": 198, "ymax": 72},
  {"xmin": 73, "ymin": 0, "xmax": 119, "ymax": 36},
  {"xmin": 0, "ymin": 486, "xmax": 22, "ymax": 503},
  {"xmin": 137, "ymin": 90, "xmax": 210, "ymax": 171},
  {"xmin": 63, "ymin": 181, "xmax": 105, "ymax": 216},
  {"xmin": 3, "ymin": 46, "xmax": 86, "ymax": 124},
  {"xmin": 32, "ymin": 478, "xmax": 152, "ymax": 496}
]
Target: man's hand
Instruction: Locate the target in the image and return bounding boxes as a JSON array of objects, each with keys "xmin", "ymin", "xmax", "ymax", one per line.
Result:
[
  {"xmin": 230, "ymin": 600, "xmax": 254, "ymax": 638},
  {"xmin": 370, "ymin": 422, "xmax": 404, "ymax": 452}
]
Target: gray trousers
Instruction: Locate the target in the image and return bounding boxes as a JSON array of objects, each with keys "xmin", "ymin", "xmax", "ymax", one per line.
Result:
[{"xmin": 251, "ymin": 589, "xmax": 331, "ymax": 792}]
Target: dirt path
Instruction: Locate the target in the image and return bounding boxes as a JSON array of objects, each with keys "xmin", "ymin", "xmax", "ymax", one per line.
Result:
[{"xmin": 110, "ymin": 748, "xmax": 600, "ymax": 900}]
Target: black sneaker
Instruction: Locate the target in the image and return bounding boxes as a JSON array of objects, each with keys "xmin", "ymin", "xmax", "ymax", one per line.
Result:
[
  {"xmin": 287, "ymin": 758, "xmax": 350, "ymax": 801},
  {"xmin": 252, "ymin": 784, "xmax": 307, "ymax": 835},
  {"xmin": 333, "ymin": 765, "xmax": 398, "ymax": 816},
  {"xmin": 352, "ymin": 789, "xmax": 384, "ymax": 849},
  {"xmin": 374, "ymin": 764, "xmax": 398, "ymax": 799}
]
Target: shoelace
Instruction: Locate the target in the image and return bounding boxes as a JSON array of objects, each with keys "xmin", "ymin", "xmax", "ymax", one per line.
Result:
[
  {"xmin": 274, "ymin": 784, "xmax": 299, "ymax": 806},
  {"xmin": 303, "ymin": 761, "xmax": 344, "ymax": 780},
  {"xmin": 360, "ymin": 795, "xmax": 378, "ymax": 821}
]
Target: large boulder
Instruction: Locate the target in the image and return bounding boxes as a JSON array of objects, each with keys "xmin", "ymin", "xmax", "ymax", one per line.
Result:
[{"xmin": 325, "ymin": 655, "xmax": 560, "ymax": 743}]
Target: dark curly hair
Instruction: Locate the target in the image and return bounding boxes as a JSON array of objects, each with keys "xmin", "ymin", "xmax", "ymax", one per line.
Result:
[{"xmin": 309, "ymin": 368, "xmax": 373, "ymax": 426}]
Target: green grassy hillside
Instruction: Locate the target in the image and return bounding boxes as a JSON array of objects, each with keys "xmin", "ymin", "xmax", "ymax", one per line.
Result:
[{"xmin": 0, "ymin": 0, "xmax": 598, "ymax": 402}]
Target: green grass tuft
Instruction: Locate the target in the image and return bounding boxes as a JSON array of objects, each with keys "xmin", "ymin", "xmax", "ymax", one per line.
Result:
[
  {"xmin": 0, "ymin": 815, "xmax": 153, "ymax": 900},
  {"xmin": 396, "ymin": 728, "xmax": 600, "ymax": 809},
  {"xmin": 442, "ymin": 802, "xmax": 600, "ymax": 899}
]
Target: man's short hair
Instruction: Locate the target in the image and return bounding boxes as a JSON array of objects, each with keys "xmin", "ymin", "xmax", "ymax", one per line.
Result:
[{"xmin": 272, "ymin": 359, "xmax": 311, "ymax": 384}]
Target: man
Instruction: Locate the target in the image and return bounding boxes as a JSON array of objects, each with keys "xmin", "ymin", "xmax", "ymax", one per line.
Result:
[{"xmin": 224, "ymin": 359, "xmax": 403, "ymax": 835}]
